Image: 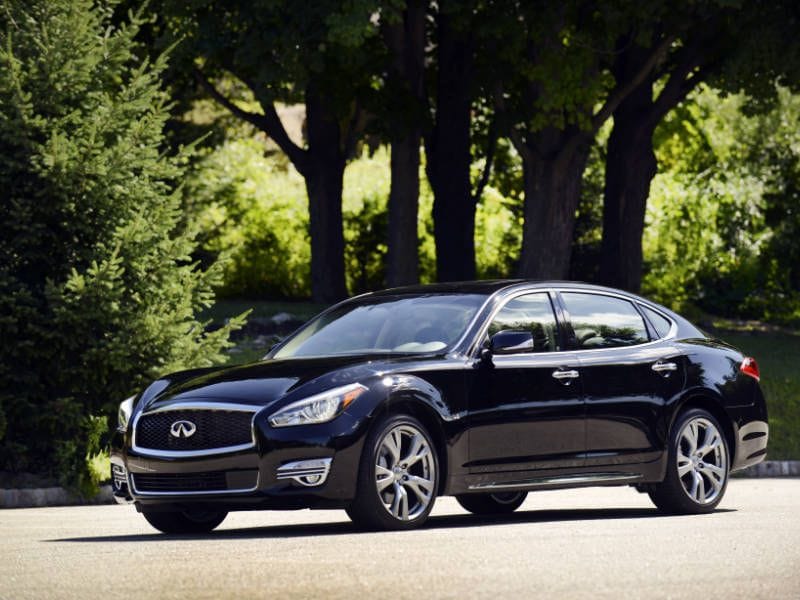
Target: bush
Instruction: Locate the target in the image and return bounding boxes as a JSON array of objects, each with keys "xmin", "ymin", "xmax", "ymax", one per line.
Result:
[
  {"xmin": 642, "ymin": 84, "xmax": 800, "ymax": 323},
  {"xmin": 0, "ymin": 0, "xmax": 243, "ymax": 495},
  {"xmin": 188, "ymin": 141, "xmax": 524, "ymax": 297}
]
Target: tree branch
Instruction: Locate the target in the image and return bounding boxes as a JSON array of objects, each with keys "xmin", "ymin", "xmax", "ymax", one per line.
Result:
[
  {"xmin": 471, "ymin": 115, "xmax": 498, "ymax": 206},
  {"xmin": 193, "ymin": 67, "xmax": 268, "ymax": 130},
  {"xmin": 193, "ymin": 67, "xmax": 308, "ymax": 173},
  {"xmin": 591, "ymin": 34, "xmax": 676, "ymax": 133},
  {"xmin": 343, "ymin": 101, "xmax": 367, "ymax": 160}
]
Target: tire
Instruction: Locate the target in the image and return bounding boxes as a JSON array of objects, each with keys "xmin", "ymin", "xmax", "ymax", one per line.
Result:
[
  {"xmin": 456, "ymin": 491, "xmax": 528, "ymax": 515},
  {"xmin": 142, "ymin": 508, "xmax": 228, "ymax": 534},
  {"xmin": 346, "ymin": 414, "xmax": 439, "ymax": 531},
  {"xmin": 649, "ymin": 408, "xmax": 730, "ymax": 515}
]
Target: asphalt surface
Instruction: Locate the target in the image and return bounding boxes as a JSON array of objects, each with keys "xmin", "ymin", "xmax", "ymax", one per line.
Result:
[{"xmin": 1, "ymin": 479, "xmax": 798, "ymax": 599}]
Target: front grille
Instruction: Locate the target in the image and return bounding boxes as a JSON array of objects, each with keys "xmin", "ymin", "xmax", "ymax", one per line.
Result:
[
  {"xmin": 132, "ymin": 470, "xmax": 258, "ymax": 493},
  {"xmin": 135, "ymin": 409, "xmax": 253, "ymax": 452}
]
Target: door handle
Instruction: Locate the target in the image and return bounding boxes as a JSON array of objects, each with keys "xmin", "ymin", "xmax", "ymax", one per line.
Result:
[
  {"xmin": 652, "ymin": 361, "xmax": 678, "ymax": 374},
  {"xmin": 552, "ymin": 369, "xmax": 580, "ymax": 381}
]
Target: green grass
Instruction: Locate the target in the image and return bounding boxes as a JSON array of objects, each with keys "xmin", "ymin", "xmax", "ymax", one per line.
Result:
[
  {"xmin": 714, "ymin": 327, "xmax": 800, "ymax": 460},
  {"xmin": 202, "ymin": 299, "xmax": 327, "ymax": 323},
  {"xmin": 209, "ymin": 300, "xmax": 329, "ymax": 367}
]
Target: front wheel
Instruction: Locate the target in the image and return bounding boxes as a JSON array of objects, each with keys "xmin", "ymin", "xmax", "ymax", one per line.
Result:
[
  {"xmin": 456, "ymin": 491, "xmax": 528, "ymax": 515},
  {"xmin": 346, "ymin": 414, "xmax": 439, "ymax": 531},
  {"xmin": 649, "ymin": 408, "xmax": 730, "ymax": 514},
  {"xmin": 141, "ymin": 508, "xmax": 227, "ymax": 534}
]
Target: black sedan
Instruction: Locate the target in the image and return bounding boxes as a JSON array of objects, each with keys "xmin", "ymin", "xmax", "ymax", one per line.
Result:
[{"xmin": 111, "ymin": 281, "xmax": 768, "ymax": 532}]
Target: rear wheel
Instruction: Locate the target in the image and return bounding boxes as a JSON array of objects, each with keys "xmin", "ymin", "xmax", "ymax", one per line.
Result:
[
  {"xmin": 456, "ymin": 491, "xmax": 527, "ymax": 515},
  {"xmin": 649, "ymin": 408, "xmax": 729, "ymax": 514},
  {"xmin": 346, "ymin": 414, "xmax": 439, "ymax": 531},
  {"xmin": 141, "ymin": 508, "xmax": 227, "ymax": 534}
]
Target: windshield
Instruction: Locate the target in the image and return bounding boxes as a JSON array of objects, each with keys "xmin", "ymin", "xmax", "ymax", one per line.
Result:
[{"xmin": 272, "ymin": 294, "xmax": 487, "ymax": 359}]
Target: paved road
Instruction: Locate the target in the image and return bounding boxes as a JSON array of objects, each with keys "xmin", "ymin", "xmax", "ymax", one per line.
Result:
[{"xmin": 1, "ymin": 479, "xmax": 798, "ymax": 599}]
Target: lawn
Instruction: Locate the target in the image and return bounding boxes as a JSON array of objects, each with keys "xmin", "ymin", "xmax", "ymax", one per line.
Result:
[
  {"xmin": 212, "ymin": 300, "xmax": 800, "ymax": 460},
  {"xmin": 202, "ymin": 299, "xmax": 327, "ymax": 324},
  {"xmin": 713, "ymin": 327, "xmax": 800, "ymax": 460}
]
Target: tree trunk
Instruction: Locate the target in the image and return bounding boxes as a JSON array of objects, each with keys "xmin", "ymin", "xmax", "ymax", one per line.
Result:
[
  {"xmin": 425, "ymin": 10, "xmax": 475, "ymax": 282},
  {"xmin": 599, "ymin": 80, "xmax": 658, "ymax": 293},
  {"xmin": 305, "ymin": 87, "xmax": 348, "ymax": 303},
  {"xmin": 385, "ymin": 0, "xmax": 425, "ymax": 287},
  {"xmin": 387, "ymin": 134, "xmax": 421, "ymax": 286},
  {"xmin": 599, "ymin": 36, "xmax": 705, "ymax": 293},
  {"xmin": 517, "ymin": 133, "xmax": 592, "ymax": 279}
]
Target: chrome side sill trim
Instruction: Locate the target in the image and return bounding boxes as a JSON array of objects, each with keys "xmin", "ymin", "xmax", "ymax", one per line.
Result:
[{"xmin": 468, "ymin": 472, "xmax": 642, "ymax": 491}]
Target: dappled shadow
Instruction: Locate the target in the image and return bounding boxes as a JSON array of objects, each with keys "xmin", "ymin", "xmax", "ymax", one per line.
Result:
[{"xmin": 47, "ymin": 505, "xmax": 736, "ymax": 543}]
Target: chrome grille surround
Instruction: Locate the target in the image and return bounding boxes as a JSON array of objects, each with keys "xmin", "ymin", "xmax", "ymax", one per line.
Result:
[{"xmin": 131, "ymin": 402, "xmax": 261, "ymax": 458}]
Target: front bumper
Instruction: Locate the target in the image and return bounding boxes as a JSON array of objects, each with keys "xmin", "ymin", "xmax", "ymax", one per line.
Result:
[{"xmin": 110, "ymin": 407, "xmax": 370, "ymax": 510}]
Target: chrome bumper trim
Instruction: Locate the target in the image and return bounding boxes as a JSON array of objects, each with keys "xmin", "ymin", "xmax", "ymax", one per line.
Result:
[
  {"xmin": 276, "ymin": 458, "xmax": 333, "ymax": 487},
  {"xmin": 130, "ymin": 473, "xmax": 260, "ymax": 497}
]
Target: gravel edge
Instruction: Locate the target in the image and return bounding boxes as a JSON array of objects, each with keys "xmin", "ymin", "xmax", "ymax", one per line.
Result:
[
  {"xmin": 1, "ymin": 462, "xmax": 797, "ymax": 508},
  {"xmin": 0, "ymin": 485, "xmax": 113, "ymax": 509}
]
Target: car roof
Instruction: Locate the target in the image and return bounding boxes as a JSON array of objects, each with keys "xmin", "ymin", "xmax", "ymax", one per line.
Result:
[{"xmin": 365, "ymin": 279, "xmax": 652, "ymax": 300}]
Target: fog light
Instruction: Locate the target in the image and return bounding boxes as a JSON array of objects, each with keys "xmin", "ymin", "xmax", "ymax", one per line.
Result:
[
  {"xmin": 112, "ymin": 464, "xmax": 128, "ymax": 490},
  {"xmin": 276, "ymin": 458, "xmax": 332, "ymax": 487}
]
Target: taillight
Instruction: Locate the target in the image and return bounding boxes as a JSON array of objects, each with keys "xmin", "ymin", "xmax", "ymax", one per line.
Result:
[{"xmin": 740, "ymin": 357, "xmax": 760, "ymax": 381}]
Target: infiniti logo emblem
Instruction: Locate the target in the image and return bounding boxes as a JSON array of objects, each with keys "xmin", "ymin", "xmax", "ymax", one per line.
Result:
[{"xmin": 170, "ymin": 420, "xmax": 197, "ymax": 438}]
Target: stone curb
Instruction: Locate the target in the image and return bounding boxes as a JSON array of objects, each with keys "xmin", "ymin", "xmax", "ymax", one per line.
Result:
[
  {"xmin": 0, "ymin": 484, "xmax": 113, "ymax": 509},
  {"xmin": 734, "ymin": 460, "xmax": 800, "ymax": 478},
  {"xmin": 1, "ymin": 462, "xmax": 797, "ymax": 508}
]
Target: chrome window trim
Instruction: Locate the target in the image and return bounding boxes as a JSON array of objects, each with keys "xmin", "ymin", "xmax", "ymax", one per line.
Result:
[
  {"xmin": 469, "ymin": 287, "xmax": 678, "ymax": 358},
  {"xmin": 130, "ymin": 472, "xmax": 260, "ymax": 497},
  {"xmin": 467, "ymin": 288, "xmax": 560, "ymax": 357},
  {"xmin": 131, "ymin": 402, "xmax": 261, "ymax": 458},
  {"xmin": 636, "ymin": 301, "xmax": 678, "ymax": 340}
]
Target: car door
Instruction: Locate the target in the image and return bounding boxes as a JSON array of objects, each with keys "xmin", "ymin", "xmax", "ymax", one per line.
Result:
[
  {"xmin": 467, "ymin": 291, "xmax": 585, "ymax": 473},
  {"xmin": 558, "ymin": 291, "xmax": 685, "ymax": 466}
]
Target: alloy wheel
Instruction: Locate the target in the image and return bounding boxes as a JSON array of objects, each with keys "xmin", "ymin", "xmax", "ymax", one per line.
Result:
[
  {"xmin": 676, "ymin": 417, "xmax": 728, "ymax": 505},
  {"xmin": 374, "ymin": 424, "xmax": 436, "ymax": 521}
]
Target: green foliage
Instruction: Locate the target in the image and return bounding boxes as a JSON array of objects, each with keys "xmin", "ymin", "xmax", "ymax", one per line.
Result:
[
  {"xmin": 187, "ymin": 141, "xmax": 523, "ymax": 296},
  {"xmin": 0, "ymin": 0, "xmax": 243, "ymax": 494},
  {"xmin": 474, "ymin": 187, "xmax": 521, "ymax": 279},
  {"xmin": 642, "ymin": 84, "xmax": 800, "ymax": 325},
  {"xmin": 718, "ymin": 329, "xmax": 800, "ymax": 460},
  {"xmin": 186, "ymin": 139, "xmax": 311, "ymax": 298}
]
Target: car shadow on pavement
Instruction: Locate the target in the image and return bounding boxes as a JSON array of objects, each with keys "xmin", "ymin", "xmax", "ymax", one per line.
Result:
[{"xmin": 47, "ymin": 506, "xmax": 736, "ymax": 543}]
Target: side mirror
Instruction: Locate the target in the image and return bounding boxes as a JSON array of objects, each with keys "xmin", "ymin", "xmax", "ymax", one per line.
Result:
[{"xmin": 490, "ymin": 329, "xmax": 534, "ymax": 355}]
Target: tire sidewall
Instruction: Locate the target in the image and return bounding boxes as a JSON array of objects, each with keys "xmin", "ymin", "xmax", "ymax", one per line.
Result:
[
  {"xmin": 663, "ymin": 408, "xmax": 730, "ymax": 513},
  {"xmin": 350, "ymin": 413, "xmax": 439, "ymax": 530}
]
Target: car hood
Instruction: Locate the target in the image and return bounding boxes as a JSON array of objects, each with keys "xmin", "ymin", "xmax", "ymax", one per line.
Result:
[{"xmin": 141, "ymin": 353, "xmax": 445, "ymax": 411}]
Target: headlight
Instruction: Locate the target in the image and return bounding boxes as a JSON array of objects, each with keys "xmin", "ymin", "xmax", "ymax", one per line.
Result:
[
  {"xmin": 268, "ymin": 383, "xmax": 367, "ymax": 427},
  {"xmin": 117, "ymin": 396, "xmax": 135, "ymax": 432}
]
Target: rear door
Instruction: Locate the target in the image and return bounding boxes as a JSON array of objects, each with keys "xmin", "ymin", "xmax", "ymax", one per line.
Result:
[
  {"xmin": 467, "ymin": 292, "xmax": 585, "ymax": 472},
  {"xmin": 558, "ymin": 291, "xmax": 685, "ymax": 466}
]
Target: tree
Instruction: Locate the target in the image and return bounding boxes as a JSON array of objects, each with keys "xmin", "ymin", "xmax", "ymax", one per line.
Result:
[
  {"xmin": 0, "ymin": 0, "xmax": 242, "ymax": 493},
  {"xmin": 494, "ymin": 1, "xmax": 671, "ymax": 280},
  {"xmin": 381, "ymin": 0, "xmax": 426, "ymax": 286},
  {"xmin": 600, "ymin": 1, "xmax": 800, "ymax": 292},
  {"xmin": 424, "ymin": 1, "xmax": 479, "ymax": 282},
  {"xmin": 161, "ymin": 1, "xmax": 381, "ymax": 303}
]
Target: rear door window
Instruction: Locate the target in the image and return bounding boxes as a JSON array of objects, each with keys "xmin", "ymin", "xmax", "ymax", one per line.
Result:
[
  {"xmin": 640, "ymin": 305, "xmax": 673, "ymax": 339},
  {"xmin": 561, "ymin": 292, "xmax": 649, "ymax": 349}
]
